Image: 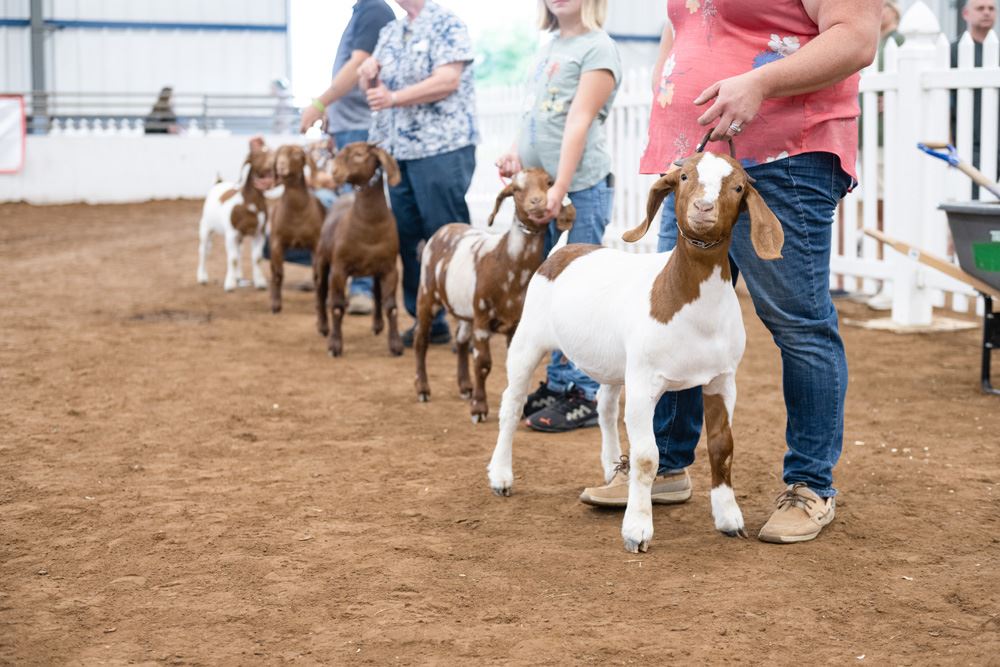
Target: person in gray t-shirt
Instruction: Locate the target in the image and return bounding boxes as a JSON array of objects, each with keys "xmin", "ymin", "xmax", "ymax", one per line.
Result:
[{"xmin": 299, "ymin": 0, "xmax": 395, "ymax": 312}]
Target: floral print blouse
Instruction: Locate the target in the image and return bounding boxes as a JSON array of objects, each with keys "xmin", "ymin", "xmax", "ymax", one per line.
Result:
[
  {"xmin": 368, "ymin": 1, "xmax": 479, "ymax": 160},
  {"xmin": 640, "ymin": 0, "xmax": 860, "ymax": 182}
]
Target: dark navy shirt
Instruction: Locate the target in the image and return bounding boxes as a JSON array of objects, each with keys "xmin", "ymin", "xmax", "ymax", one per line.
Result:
[{"xmin": 327, "ymin": 0, "xmax": 396, "ymax": 134}]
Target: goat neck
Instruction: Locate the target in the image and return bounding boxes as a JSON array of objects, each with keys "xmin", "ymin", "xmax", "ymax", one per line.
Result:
[
  {"xmin": 650, "ymin": 230, "xmax": 733, "ymax": 325},
  {"xmin": 350, "ymin": 172, "xmax": 391, "ymax": 216}
]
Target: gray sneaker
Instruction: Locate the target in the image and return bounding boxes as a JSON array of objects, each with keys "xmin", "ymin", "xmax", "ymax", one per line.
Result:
[
  {"xmin": 346, "ymin": 292, "xmax": 374, "ymax": 315},
  {"xmin": 579, "ymin": 455, "xmax": 692, "ymax": 507}
]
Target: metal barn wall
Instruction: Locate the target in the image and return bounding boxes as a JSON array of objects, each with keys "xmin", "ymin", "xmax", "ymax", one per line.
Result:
[
  {"xmin": 1, "ymin": 0, "xmax": 289, "ymax": 96},
  {"xmin": 1, "ymin": 0, "xmax": 31, "ymax": 93}
]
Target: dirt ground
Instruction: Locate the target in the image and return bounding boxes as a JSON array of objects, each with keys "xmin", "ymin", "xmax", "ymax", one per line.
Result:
[{"xmin": 1, "ymin": 200, "xmax": 999, "ymax": 666}]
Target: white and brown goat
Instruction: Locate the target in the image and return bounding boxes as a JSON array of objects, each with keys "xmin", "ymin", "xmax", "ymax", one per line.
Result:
[
  {"xmin": 197, "ymin": 136, "xmax": 275, "ymax": 291},
  {"xmin": 487, "ymin": 152, "xmax": 784, "ymax": 553},
  {"xmin": 414, "ymin": 169, "xmax": 575, "ymax": 422},
  {"xmin": 314, "ymin": 142, "xmax": 403, "ymax": 356},
  {"xmin": 268, "ymin": 144, "xmax": 326, "ymax": 313}
]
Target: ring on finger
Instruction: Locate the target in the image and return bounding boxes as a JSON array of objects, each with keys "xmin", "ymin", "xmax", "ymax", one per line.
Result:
[{"xmin": 728, "ymin": 121, "xmax": 743, "ymax": 135}]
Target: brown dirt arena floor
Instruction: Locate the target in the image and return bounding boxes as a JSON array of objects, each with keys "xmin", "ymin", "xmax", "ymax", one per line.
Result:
[{"xmin": 1, "ymin": 200, "xmax": 999, "ymax": 666}]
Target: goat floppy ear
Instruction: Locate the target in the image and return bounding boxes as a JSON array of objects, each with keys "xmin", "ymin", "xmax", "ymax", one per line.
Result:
[
  {"xmin": 743, "ymin": 184, "xmax": 783, "ymax": 260},
  {"xmin": 371, "ymin": 146, "xmax": 401, "ymax": 186},
  {"xmin": 623, "ymin": 170, "xmax": 679, "ymax": 243},
  {"xmin": 487, "ymin": 183, "xmax": 515, "ymax": 226},
  {"xmin": 555, "ymin": 201, "xmax": 576, "ymax": 232}
]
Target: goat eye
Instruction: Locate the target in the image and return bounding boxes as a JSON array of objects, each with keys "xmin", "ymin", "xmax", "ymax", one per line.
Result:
[
  {"xmin": 680, "ymin": 173, "xmax": 687, "ymax": 181},
  {"xmin": 735, "ymin": 185, "xmax": 743, "ymax": 193}
]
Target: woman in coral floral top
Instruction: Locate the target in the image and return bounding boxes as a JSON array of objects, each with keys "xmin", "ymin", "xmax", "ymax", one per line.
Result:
[{"xmin": 582, "ymin": 0, "xmax": 881, "ymax": 545}]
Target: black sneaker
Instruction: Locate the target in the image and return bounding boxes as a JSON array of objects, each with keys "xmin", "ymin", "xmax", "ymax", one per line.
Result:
[
  {"xmin": 522, "ymin": 382, "xmax": 564, "ymax": 418},
  {"xmin": 401, "ymin": 325, "xmax": 451, "ymax": 348},
  {"xmin": 525, "ymin": 387, "xmax": 599, "ymax": 432}
]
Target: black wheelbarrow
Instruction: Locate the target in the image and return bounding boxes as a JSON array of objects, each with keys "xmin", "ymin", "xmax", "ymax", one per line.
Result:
[{"xmin": 938, "ymin": 201, "xmax": 1000, "ymax": 395}]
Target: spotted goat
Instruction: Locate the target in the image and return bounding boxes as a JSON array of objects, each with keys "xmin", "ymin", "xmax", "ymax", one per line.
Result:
[
  {"xmin": 414, "ymin": 169, "xmax": 575, "ymax": 422},
  {"xmin": 196, "ymin": 136, "xmax": 275, "ymax": 291},
  {"xmin": 487, "ymin": 151, "xmax": 784, "ymax": 553}
]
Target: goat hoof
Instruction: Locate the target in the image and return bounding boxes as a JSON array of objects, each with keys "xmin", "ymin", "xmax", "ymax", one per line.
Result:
[
  {"xmin": 253, "ymin": 281, "xmax": 267, "ymax": 290},
  {"xmin": 328, "ymin": 344, "xmax": 343, "ymax": 357},
  {"xmin": 417, "ymin": 392, "xmax": 430, "ymax": 403},
  {"xmin": 470, "ymin": 413, "xmax": 487, "ymax": 424},
  {"xmin": 389, "ymin": 342, "xmax": 403, "ymax": 356},
  {"xmin": 317, "ymin": 325, "xmax": 329, "ymax": 337},
  {"xmin": 271, "ymin": 305, "xmax": 282, "ymax": 314},
  {"xmin": 721, "ymin": 527, "xmax": 749, "ymax": 539},
  {"xmin": 459, "ymin": 389, "xmax": 472, "ymax": 400},
  {"xmin": 491, "ymin": 485, "xmax": 511, "ymax": 497},
  {"xmin": 623, "ymin": 538, "xmax": 650, "ymax": 554}
]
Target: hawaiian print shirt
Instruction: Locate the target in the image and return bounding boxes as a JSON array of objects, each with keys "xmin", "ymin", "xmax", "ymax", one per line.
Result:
[{"xmin": 368, "ymin": 1, "xmax": 479, "ymax": 161}]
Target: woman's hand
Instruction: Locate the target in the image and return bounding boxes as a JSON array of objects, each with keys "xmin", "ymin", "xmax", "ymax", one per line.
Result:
[
  {"xmin": 494, "ymin": 150, "xmax": 522, "ymax": 178},
  {"xmin": 299, "ymin": 104, "xmax": 323, "ymax": 134},
  {"xmin": 366, "ymin": 83, "xmax": 394, "ymax": 112},
  {"xmin": 358, "ymin": 57, "xmax": 381, "ymax": 89},
  {"xmin": 540, "ymin": 181, "xmax": 569, "ymax": 223},
  {"xmin": 694, "ymin": 69, "xmax": 767, "ymax": 141}
]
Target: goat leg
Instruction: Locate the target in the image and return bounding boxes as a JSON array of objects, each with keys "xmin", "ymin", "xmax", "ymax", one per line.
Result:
[
  {"xmin": 371, "ymin": 276, "xmax": 384, "ymax": 336},
  {"xmin": 379, "ymin": 268, "xmax": 404, "ymax": 356},
  {"xmin": 268, "ymin": 241, "xmax": 284, "ymax": 312},
  {"xmin": 704, "ymin": 375, "xmax": 746, "ymax": 538},
  {"xmin": 413, "ymin": 286, "xmax": 435, "ymax": 401},
  {"xmin": 197, "ymin": 225, "xmax": 211, "ymax": 285},
  {"xmin": 454, "ymin": 320, "xmax": 473, "ymax": 400},
  {"xmin": 469, "ymin": 318, "xmax": 492, "ymax": 423},
  {"xmin": 314, "ymin": 255, "xmax": 330, "ymax": 337},
  {"xmin": 250, "ymin": 233, "xmax": 268, "ymax": 289},
  {"xmin": 621, "ymin": 384, "xmax": 658, "ymax": 553},
  {"xmin": 327, "ymin": 267, "xmax": 348, "ymax": 357}
]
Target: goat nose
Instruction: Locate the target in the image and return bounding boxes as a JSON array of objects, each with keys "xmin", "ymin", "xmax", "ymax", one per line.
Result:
[{"xmin": 693, "ymin": 199, "xmax": 715, "ymax": 213}]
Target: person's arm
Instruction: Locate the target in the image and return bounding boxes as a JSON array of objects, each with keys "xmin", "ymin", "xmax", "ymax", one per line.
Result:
[
  {"xmin": 300, "ymin": 50, "xmax": 370, "ymax": 132},
  {"xmin": 695, "ymin": 0, "xmax": 880, "ymax": 139},
  {"xmin": 541, "ymin": 69, "xmax": 616, "ymax": 221},
  {"xmin": 652, "ymin": 22, "xmax": 674, "ymax": 93},
  {"xmin": 366, "ymin": 62, "xmax": 464, "ymax": 111}
]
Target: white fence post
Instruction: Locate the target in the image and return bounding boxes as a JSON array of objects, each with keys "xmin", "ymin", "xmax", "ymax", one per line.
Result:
[{"xmin": 886, "ymin": 1, "xmax": 945, "ymax": 326}]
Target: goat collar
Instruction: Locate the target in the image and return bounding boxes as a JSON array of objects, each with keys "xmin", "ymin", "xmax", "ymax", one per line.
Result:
[
  {"xmin": 678, "ymin": 226, "xmax": 726, "ymax": 250},
  {"xmin": 353, "ymin": 168, "xmax": 383, "ymax": 191},
  {"xmin": 515, "ymin": 219, "xmax": 545, "ymax": 235}
]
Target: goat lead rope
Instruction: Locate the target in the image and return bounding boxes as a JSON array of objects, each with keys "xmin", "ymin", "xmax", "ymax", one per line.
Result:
[{"xmin": 694, "ymin": 129, "xmax": 736, "ymax": 157}]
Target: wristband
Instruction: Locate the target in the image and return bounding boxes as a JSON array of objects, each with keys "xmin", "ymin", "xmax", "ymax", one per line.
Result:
[{"xmin": 310, "ymin": 98, "xmax": 326, "ymax": 112}]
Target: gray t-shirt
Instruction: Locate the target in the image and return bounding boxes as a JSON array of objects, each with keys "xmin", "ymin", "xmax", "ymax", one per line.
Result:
[
  {"xmin": 327, "ymin": 0, "xmax": 396, "ymax": 134},
  {"xmin": 518, "ymin": 30, "xmax": 621, "ymax": 192}
]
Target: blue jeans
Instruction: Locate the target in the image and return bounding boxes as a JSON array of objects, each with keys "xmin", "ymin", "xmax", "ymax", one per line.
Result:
[
  {"xmin": 389, "ymin": 145, "xmax": 476, "ymax": 333},
  {"xmin": 541, "ymin": 175, "xmax": 614, "ymax": 401},
  {"xmin": 654, "ymin": 152, "xmax": 851, "ymax": 497}
]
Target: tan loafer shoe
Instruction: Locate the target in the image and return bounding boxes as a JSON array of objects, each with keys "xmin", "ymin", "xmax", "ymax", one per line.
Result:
[
  {"xmin": 579, "ymin": 455, "xmax": 692, "ymax": 507},
  {"xmin": 757, "ymin": 483, "xmax": 835, "ymax": 544}
]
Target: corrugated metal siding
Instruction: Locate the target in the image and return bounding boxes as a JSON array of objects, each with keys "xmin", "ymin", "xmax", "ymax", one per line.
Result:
[
  {"xmin": 44, "ymin": 0, "xmax": 285, "ymax": 25},
  {"xmin": 2, "ymin": 0, "xmax": 288, "ymax": 96}
]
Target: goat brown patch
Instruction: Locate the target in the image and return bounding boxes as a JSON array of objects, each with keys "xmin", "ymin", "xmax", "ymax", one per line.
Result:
[
  {"xmin": 703, "ymin": 393, "xmax": 734, "ymax": 487},
  {"xmin": 650, "ymin": 246, "xmax": 731, "ymax": 325},
  {"xmin": 537, "ymin": 244, "xmax": 600, "ymax": 281},
  {"xmin": 219, "ymin": 188, "xmax": 238, "ymax": 204}
]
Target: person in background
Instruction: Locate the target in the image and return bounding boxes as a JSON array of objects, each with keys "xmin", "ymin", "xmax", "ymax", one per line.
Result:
[
  {"xmin": 271, "ymin": 78, "xmax": 295, "ymax": 134},
  {"xmin": 144, "ymin": 86, "xmax": 178, "ymax": 135},
  {"xmin": 299, "ymin": 0, "xmax": 396, "ymax": 314},
  {"xmin": 495, "ymin": 0, "xmax": 620, "ymax": 433},
  {"xmin": 950, "ymin": 0, "xmax": 999, "ymax": 198},
  {"xmin": 579, "ymin": 0, "xmax": 880, "ymax": 545},
  {"xmin": 359, "ymin": 0, "xmax": 479, "ymax": 347}
]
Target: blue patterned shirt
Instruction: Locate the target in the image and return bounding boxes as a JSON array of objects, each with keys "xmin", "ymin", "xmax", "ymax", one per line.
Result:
[{"xmin": 369, "ymin": 1, "xmax": 479, "ymax": 160}]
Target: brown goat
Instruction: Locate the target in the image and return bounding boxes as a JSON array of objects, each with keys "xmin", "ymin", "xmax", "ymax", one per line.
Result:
[
  {"xmin": 314, "ymin": 142, "xmax": 403, "ymax": 357},
  {"xmin": 268, "ymin": 144, "xmax": 326, "ymax": 313},
  {"xmin": 414, "ymin": 168, "xmax": 576, "ymax": 422}
]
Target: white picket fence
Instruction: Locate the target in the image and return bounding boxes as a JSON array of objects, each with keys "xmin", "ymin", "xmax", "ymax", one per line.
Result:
[{"xmin": 473, "ymin": 1, "xmax": 1000, "ymax": 326}]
